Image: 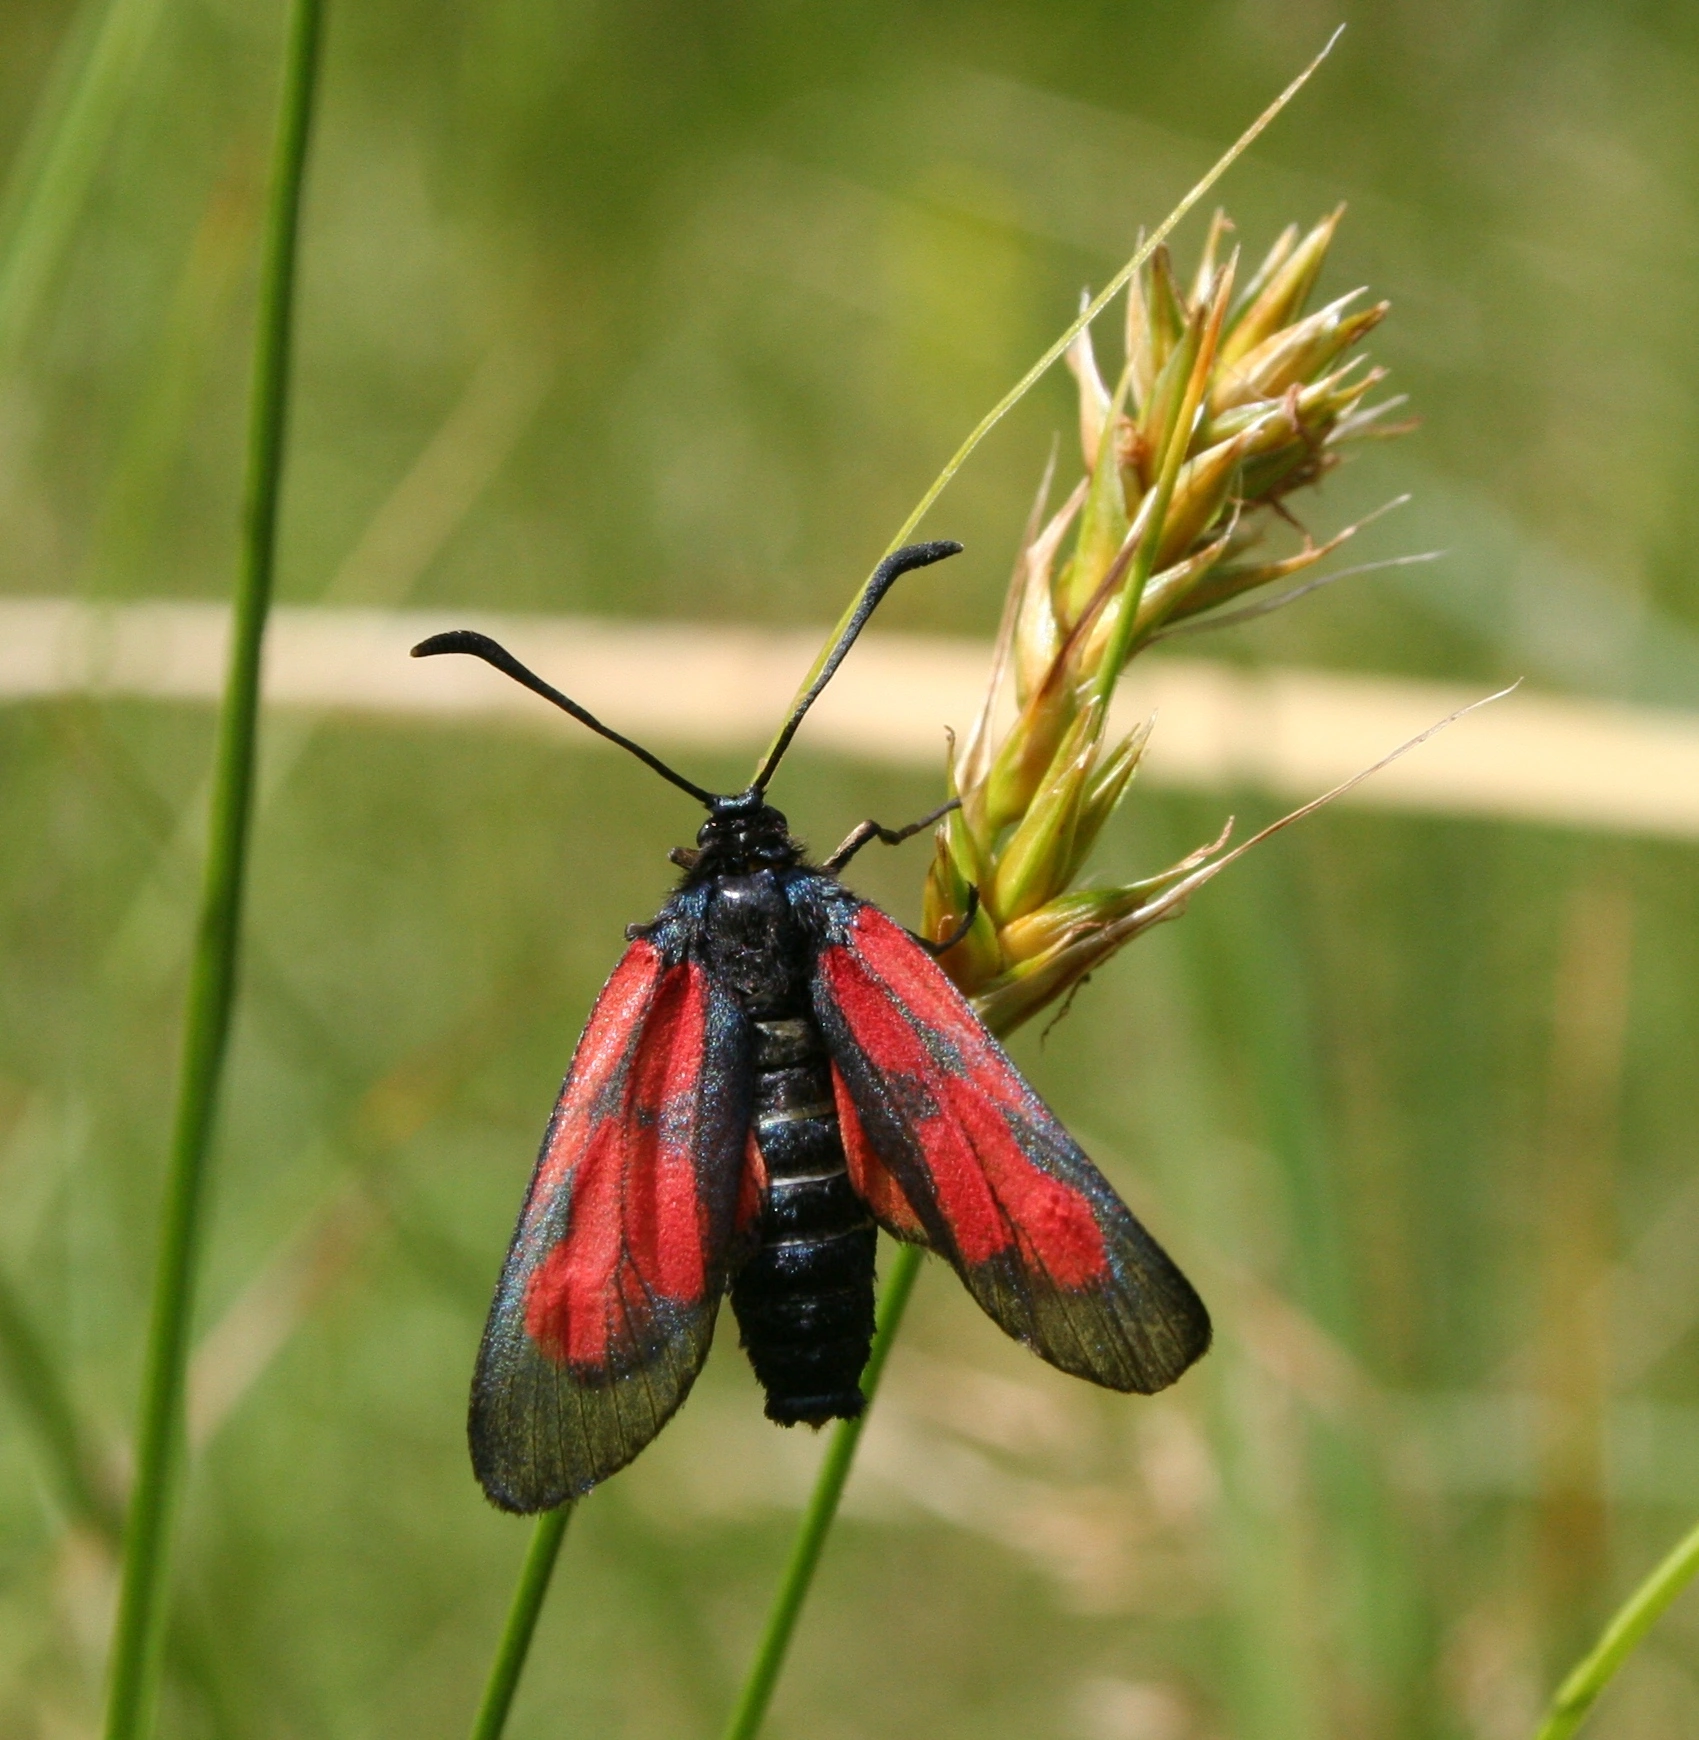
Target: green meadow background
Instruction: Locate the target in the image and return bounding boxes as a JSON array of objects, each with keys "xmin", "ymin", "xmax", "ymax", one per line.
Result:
[{"xmin": 3, "ymin": 1, "xmax": 1699, "ymax": 1736}]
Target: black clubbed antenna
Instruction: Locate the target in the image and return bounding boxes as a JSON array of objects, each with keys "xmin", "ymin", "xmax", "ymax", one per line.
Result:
[
  {"xmin": 411, "ymin": 629, "xmax": 717, "ymax": 806},
  {"xmin": 752, "ymin": 540, "xmax": 962, "ymax": 791}
]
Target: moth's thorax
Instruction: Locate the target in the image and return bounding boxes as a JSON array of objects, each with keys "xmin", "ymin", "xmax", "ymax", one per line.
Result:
[
  {"xmin": 701, "ymin": 870, "xmax": 808, "ymax": 1018},
  {"xmin": 680, "ymin": 788, "xmax": 804, "ymax": 881}
]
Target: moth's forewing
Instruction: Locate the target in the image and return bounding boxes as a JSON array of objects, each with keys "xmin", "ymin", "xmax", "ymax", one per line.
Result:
[
  {"xmin": 805, "ymin": 882, "xmax": 1210, "ymax": 1393},
  {"xmin": 470, "ymin": 902, "xmax": 751, "ymax": 1511}
]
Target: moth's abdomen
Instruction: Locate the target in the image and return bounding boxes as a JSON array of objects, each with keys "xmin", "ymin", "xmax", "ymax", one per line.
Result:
[{"xmin": 730, "ymin": 1016, "xmax": 875, "ymax": 1426}]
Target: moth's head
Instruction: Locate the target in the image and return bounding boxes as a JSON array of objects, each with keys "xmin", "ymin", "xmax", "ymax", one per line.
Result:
[{"xmin": 676, "ymin": 787, "xmax": 799, "ymax": 879}]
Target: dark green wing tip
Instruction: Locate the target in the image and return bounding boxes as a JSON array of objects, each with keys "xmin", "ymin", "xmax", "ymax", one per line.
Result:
[
  {"xmin": 480, "ymin": 1479, "xmax": 583, "ymax": 1516},
  {"xmin": 1131, "ymin": 1286, "xmax": 1213, "ymax": 1394},
  {"xmin": 472, "ymin": 1437, "xmax": 601, "ymax": 1513}
]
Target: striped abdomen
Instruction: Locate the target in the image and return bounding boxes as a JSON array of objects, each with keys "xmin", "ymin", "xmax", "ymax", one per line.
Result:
[{"xmin": 729, "ymin": 1014, "xmax": 876, "ymax": 1425}]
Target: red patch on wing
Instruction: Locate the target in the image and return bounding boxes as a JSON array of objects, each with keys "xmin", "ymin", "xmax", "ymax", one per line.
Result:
[
  {"xmin": 821, "ymin": 907, "xmax": 1107, "ymax": 1290},
  {"xmin": 529, "ymin": 941, "xmax": 664, "ymax": 1201},
  {"xmin": 831, "ymin": 1061, "xmax": 928, "ymax": 1243},
  {"xmin": 522, "ymin": 957, "xmax": 723, "ymax": 1364}
]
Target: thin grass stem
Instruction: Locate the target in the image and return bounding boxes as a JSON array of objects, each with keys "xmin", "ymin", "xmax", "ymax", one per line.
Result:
[
  {"xmin": 719, "ymin": 1242, "xmax": 925, "ymax": 1740},
  {"xmin": 758, "ymin": 26, "xmax": 1342, "ymax": 767},
  {"xmin": 469, "ymin": 1506, "xmax": 575, "ymax": 1740},
  {"xmin": 1534, "ymin": 1516, "xmax": 1699, "ymax": 1740},
  {"xmin": 719, "ymin": 49, "xmax": 1345, "ymax": 1728},
  {"xmin": 100, "ymin": 1, "xmax": 326, "ymax": 1735}
]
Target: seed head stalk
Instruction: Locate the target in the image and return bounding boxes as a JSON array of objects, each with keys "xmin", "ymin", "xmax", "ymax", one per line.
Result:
[
  {"xmin": 724, "ymin": 116, "xmax": 1421, "ymax": 1740},
  {"xmin": 755, "ymin": 27, "xmax": 1344, "ymax": 774}
]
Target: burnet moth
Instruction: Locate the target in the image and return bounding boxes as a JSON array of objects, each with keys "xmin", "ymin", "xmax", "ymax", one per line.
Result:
[{"xmin": 414, "ymin": 541, "xmax": 1209, "ymax": 1514}]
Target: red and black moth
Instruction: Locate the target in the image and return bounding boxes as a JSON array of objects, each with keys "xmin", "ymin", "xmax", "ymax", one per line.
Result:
[{"xmin": 414, "ymin": 541, "xmax": 1209, "ymax": 1514}]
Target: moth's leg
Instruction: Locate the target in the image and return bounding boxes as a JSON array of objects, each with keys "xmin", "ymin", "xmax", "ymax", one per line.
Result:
[
  {"xmin": 908, "ymin": 883, "xmax": 979, "ymax": 958},
  {"xmin": 823, "ymin": 799, "xmax": 959, "ymax": 873}
]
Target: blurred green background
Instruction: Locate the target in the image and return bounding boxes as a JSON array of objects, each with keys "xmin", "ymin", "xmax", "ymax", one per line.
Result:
[{"xmin": 4, "ymin": 1, "xmax": 1699, "ymax": 1736}]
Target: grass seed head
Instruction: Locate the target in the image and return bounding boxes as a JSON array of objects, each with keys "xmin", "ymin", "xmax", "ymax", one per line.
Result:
[{"xmin": 924, "ymin": 210, "xmax": 1409, "ymax": 1035}]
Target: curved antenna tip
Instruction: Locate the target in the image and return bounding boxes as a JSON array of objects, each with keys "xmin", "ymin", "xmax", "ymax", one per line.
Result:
[
  {"xmin": 411, "ymin": 630, "xmax": 487, "ymax": 659},
  {"xmin": 751, "ymin": 538, "xmax": 964, "ymax": 792}
]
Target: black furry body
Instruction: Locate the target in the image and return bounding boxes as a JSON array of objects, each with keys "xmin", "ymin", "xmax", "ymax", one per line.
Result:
[
  {"xmin": 735, "ymin": 1012, "xmax": 875, "ymax": 1425},
  {"xmin": 657, "ymin": 859, "xmax": 876, "ymax": 1427}
]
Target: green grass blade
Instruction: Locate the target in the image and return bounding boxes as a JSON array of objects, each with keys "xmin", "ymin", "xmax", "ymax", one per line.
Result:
[
  {"xmin": 1534, "ymin": 1516, "xmax": 1699, "ymax": 1740},
  {"xmin": 469, "ymin": 1506, "xmax": 575, "ymax": 1740},
  {"xmin": 0, "ymin": 0, "xmax": 171, "ymax": 379},
  {"xmin": 755, "ymin": 26, "xmax": 1343, "ymax": 773},
  {"xmin": 100, "ymin": 0, "xmax": 327, "ymax": 1734},
  {"xmin": 720, "ymin": 1241, "xmax": 925, "ymax": 1740}
]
